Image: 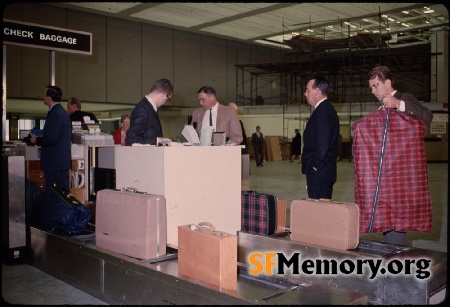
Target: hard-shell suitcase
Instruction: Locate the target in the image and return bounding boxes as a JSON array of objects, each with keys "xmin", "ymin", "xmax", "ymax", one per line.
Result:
[
  {"xmin": 290, "ymin": 199, "xmax": 359, "ymax": 250},
  {"xmin": 178, "ymin": 223, "xmax": 237, "ymax": 290},
  {"xmin": 241, "ymin": 191, "xmax": 286, "ymax": 235},
  {"xmin": 95, "ymin": 188, "xmax": 167, "ymax": 259}
]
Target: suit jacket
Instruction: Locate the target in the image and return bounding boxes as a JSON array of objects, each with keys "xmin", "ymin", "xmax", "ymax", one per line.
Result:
[
  {"xmin": 126, "ymin": 97, "xmax": 163, "ymax": 145},
  {"xmin": 352, "ymin": 108, "xmax": 432, "ymax": 233},
  {"xmin": 192, "ymin": 103, "xmax": 243, "ymax": 144},
  {"xmin": 239, "ymin": 120, "xmax": 248, "ymax": 154},
  {"xmin": 36, "ymin": 103, "xmax": 72, "ymax": 171},
  {"xmin": 251, "ymin": 132, "xmax": 264, "ymax": 149},
  {"xmin": 301, "ymin": 99, "xmax": 339, "ymax": 181},
  {"xmin": 394, "ymin": 91, "xmax": 433, "ymax": 124},
  {"xmin": 69, "ymin": 110, "xmax": 99, "ymax": 123}
]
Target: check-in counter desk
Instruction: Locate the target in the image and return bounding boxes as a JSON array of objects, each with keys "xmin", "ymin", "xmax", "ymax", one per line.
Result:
[{"xmin": 97, "ymin": 146, "xmax": 242, "ymax": 248}]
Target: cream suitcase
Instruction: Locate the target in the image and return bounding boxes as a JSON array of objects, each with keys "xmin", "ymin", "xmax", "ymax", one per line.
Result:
[
  {"xmin": 95, "ymin": 189, "xmax": 167, "ymax": 259},
  {"xmin": 290, "ymin": 199, "xmax": 359, "ymax": 250}
]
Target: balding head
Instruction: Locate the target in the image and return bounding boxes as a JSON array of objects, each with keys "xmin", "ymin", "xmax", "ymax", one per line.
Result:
[{"xmin": 228, "ymin": 102, "xmax": 238, "ymax": 114}]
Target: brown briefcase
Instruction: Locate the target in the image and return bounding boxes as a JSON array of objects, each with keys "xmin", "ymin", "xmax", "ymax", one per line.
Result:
[
  {"xmin": 178, "ymin": 223, "xmax": 237, "ymax": 290},
  {"xmin": 290, "ymin": 199, "xmax": 359, "ymax": 250}
]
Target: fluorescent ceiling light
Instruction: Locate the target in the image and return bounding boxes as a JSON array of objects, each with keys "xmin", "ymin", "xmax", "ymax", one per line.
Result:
[{"xmin": 254, "ymin": 40, "xmax": 292, "ymax": 49}]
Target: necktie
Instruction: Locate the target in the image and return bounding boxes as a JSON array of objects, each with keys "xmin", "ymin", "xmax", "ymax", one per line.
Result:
[{"xmin": 209, "ymin": 109, "xmax": 213, "ymax": 126}]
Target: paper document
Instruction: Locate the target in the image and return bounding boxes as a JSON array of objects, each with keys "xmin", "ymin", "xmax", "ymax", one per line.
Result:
[{"xmin": 182, "ymin": 125, "xmax": 200, "ymax": 146}]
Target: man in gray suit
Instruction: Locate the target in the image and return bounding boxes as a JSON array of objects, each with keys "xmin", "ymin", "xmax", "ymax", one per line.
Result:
[{"xmin": 192, "ymin": 86, "xmax": 243, "ymax": 145}]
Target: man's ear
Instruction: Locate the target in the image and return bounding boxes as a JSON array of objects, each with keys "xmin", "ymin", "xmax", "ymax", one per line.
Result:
[{"xmin": 385, "ymin": 79, "xmax": 392, "ymax": 87}]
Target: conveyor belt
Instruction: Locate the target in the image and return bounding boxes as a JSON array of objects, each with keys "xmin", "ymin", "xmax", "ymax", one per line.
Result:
[
  {"xmin": 28, "ymin": 226, "xmax": 446, "ymax": 305},
  {"xmin": 238, "ymin": 231, "xmax": 447, "ymax": 305},
  {"xmin": 28, "ymin": 227, "xmax": 367, "ymax": 305}
]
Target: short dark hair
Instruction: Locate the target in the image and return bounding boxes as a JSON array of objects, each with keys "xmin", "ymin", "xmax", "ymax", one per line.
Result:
[
  {"xmin": 311, "ymin": 76, "xmax": 329, "ymax": 96},
  {"xmin": 46, "ymin": 85, "xmax": 62, "ymax": 102},
  {"xmin": 150, "ymin": 79, "xmax": 173, "ymax": 96},
  {"xmin": 367, "ymin": 66, "xmax": 393, "ymax": 83},
  {"xmin": 197, "ymin": 86, "xmax": 216, "ymax": 96},
  {"xmin": 68, "ymin": 97, "xmax": 81, "ymax": 109}
]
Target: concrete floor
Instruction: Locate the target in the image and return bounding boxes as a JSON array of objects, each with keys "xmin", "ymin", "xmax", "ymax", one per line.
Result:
[{"xmin": 2, "ymin": 160, "xmax": 447, "ymax": 305}]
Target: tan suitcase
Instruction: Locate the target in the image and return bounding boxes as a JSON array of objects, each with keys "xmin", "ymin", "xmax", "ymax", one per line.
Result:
[
  {"xmin": 178, "ymin": 223, "xmax": 237, "ymax": 290},
  {"xmin": 275, "ymin": 199, "xmax": 287, "ymax": 234},
  {"xmin": 95, "ymin": 189, "xmax": 167, "ymax": 259},
  {"xmin": 290, "ymin": 199, "xmax": 359, "ymax": 250}
]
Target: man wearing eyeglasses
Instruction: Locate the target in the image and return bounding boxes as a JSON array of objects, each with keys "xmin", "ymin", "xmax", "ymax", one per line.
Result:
[
  {"xmin": 126, "ymin": 79, "xmax": 173, "ymax": 145},
  {"xmin": 191, "ymin": 86, "xmax": 243, "ymax": 145}
]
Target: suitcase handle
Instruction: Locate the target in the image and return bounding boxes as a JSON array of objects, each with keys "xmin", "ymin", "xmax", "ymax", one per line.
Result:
[
  {"xmin": 198, "ymin": 221, "xmax": 215, "ymax": 230},
  {"xmin": 120, "ymin": 187, "xmax": 146, "ymax": 194}
]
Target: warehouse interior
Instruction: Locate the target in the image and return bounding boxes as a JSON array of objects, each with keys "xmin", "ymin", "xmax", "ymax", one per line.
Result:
[{"xmin": 2, "ymin": 2, "xmax": 449, "ymax": 305}]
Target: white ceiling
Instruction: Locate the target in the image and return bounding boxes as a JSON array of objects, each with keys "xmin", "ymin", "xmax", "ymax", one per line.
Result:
[
  {"xmin": 49, "ymin": 2, "xmax": 449, "ymax": 49},
  {"xmin": 6, "ymin": 3, "xmax": 449, "ymax": 118}
]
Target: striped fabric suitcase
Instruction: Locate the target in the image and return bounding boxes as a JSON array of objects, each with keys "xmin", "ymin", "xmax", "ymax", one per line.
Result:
[
  {"xmin": 95, "ymin": 188, "xmax": 167, "ymax": 259},
  {"xmin": 241, "ymin": 191, "xmax": 286, "ymax": 235},
  {"xmin": 290, "ymin": 199, "xmax": 360, "ymax": 250}
]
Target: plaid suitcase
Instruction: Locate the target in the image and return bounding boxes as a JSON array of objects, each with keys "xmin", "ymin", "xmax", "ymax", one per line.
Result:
[{"xmin": 241, "ymin": 191, "xmax": 284, "ymax": 235}]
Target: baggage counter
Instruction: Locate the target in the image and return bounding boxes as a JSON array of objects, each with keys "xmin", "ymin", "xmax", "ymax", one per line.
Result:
[{"xmin": 96, "ymin": 145, "xmax": 242, "ymax": 248}]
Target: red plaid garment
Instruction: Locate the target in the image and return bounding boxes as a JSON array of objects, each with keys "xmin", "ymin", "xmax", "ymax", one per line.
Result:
[{"xmin": 352, "ymin": 108, "xmax": 432, "ymax": 234}]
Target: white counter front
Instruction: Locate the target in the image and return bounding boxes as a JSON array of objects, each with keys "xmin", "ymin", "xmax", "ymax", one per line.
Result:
[{"xmin": 97, "ymin": 146, "xmax": 242, "ymax": 247}]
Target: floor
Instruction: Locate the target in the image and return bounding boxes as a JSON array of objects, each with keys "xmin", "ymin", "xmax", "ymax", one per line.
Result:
[{"xmin": 2, "ymin": 159, "xmax": 447, "ymax": 305}]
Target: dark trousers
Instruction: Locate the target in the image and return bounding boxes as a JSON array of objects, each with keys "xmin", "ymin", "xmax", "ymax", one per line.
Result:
[
  {"xmin": 254, "ymin": 146, "xmax": 264, "ymax": 165},
  {"xmin": 306, "ymin": 170, "xmax": 333, "ymax": 199},
  {"xmin": 45, "ymin": 169, "xmax": 69, "ymax": 192}
]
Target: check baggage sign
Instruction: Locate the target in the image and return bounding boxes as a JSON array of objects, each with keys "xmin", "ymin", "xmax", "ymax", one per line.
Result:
[{"xmin": 3, "ymin": 19, "xmax": 92, "ymax": 55}]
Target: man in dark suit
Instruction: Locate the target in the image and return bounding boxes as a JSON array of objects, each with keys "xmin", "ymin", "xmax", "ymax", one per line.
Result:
[
  {"xmin": 191, "ymin": 86, "xmax": 243, "ymax": 144},
  {"xmin": 301, "ymin": 76, "xmax": 340, "ymax": 199},
  {"xmin": 67, "ymin": 97, "xmax": 99, "ymax": 123},
  {"xmin": 30, "ymin": 85, "xmax": 72, "ymax": 192},
  {"xmin": 251, "ymin": 126, "xmax": 264, "ymax": 167},
  {"xmin": 126, "ymin": 79, "xmax": 173, "ymax": 145}
]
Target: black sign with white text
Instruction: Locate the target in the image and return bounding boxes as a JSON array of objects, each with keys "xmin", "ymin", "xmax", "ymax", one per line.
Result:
[{"xmin": 3, "ymin": 19, "xmax": 92, "ymax": 55}]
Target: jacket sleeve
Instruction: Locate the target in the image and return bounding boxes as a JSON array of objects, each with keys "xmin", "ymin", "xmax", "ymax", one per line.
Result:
[
  {"xmin": 228, "ymin": 109, "xmax": 243, "ymax": 144},
  {"xmin": 37, "ymin": 111, "xmax": 65, "ymax": 147},
  {"xmin": 398, "ymin": 92, "xmax": 433, "ymax": 124},
  {"xmin": 126, "ymin": 106, "xmax": 155, "ymax": 145}
]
